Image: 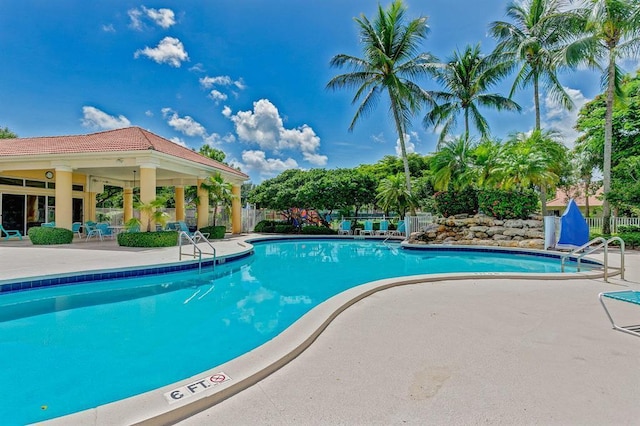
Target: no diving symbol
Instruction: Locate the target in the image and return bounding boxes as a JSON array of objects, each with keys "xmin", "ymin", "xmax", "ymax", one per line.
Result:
[{"xmin": 210, "ymin": 374, "xmax": 227, "ymax": 383}]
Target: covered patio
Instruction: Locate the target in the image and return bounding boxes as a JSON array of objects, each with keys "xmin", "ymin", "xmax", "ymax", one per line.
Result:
[{"xmin": 0, "ymin": 127, "xmax": 248, "ymax": 235}]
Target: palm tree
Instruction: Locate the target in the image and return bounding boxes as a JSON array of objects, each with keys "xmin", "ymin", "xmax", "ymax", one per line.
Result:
[
  {"xmin": 199, "ymin": 172, "xmax": 234, "ymax": 227},
  {"xmin": 429, "ymin": 136, "xmax": 475, "ymax": 191},
  {"xmin": 492, "ymin": 130, "xmax": 567, "ymax": 215},
  {"xmin": 489, "ymin": 0, "xmax": 578, "ymax": 131},
  {"xmin": 327, "ymin": 0, "xmax": 438, "ymax": 209},
  {"xmin": 566, "ymin": 0, "xmax": 640, "ymax": 234},
  {"xmin": 126, "ymin": 197, "xmax": 170, "ymax": 232},
  {"xmin": 425, "ymin": 43, "xmax": 521, "ymax": 146},
  {"xmin": 376, "ymin": 173, "xmax": 416, "ymax": 217}
]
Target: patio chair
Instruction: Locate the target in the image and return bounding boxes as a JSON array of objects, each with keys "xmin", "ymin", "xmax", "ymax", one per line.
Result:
[
  {"xmin": 359, "ymin": 220, "xmax": 374, "ymax": 236},
  {"xmin": 0, "ymin": 224, "xmax": 22, "ymax": 240},
  {"xmin": 71, "ymin": 222, "xmax": 82, "ymax": 238},
  {"xmin": 96, "ymin": 222, "xmax": 114, "ymax": 239},
  {"xmin": 338, "ymin": 220, "xmax": 352, "ymax": 235},
  {"xmin": 41, "ymin": 222, "xmax": 55, "ymax": 228},
  {"xmin": 176, "ymin": 221, "xmax": 210, "ymax": 239},
  {"xmin": 390, "ymin": 220, "xmax": 406, "ymax": 236},
  {"xmin": 375, "ymin": 220, "xmax": 390, "ymax": 236},
  {"xmin": 84, "ymin": 221, "xmax": 103, "ymax": 241}
]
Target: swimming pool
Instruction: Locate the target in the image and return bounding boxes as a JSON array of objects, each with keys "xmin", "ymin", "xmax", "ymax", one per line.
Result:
[{"xmin": 0, "ymin": 239, "xmax": 595, "ymax": 424}]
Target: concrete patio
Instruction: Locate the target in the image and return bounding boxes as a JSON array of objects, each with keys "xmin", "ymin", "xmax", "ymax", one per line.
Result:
[{"xmin": 0, "ymin": 236, "xmax": 638, "ymax": 425}]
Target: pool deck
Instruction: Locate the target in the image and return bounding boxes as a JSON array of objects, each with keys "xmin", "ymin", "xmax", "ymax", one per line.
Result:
[{"xmin": 2, "ymin": 235, "xmax": 639, "ymax": 425}]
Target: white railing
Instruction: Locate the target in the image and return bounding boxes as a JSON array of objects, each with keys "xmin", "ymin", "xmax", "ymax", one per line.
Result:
[
  {"xmin": 586, "ymin": 217, "xmax": 640, "ymax": 233},
  {"xmin": 405, "ymin": 213, "xmax": 435, "ymax": 236}
]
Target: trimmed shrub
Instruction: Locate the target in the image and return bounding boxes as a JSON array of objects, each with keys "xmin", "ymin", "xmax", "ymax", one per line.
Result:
[
  {"xmin": 478, "ymin": 189, "xmax": 538, "ymax": 220},
  {"xmin": 28, "ymin": 227, "xmax": 73, "ymax": 245},
  {"xmin": 117, "ymin": 231, "xmax": 178, "ymax": 247},
  {"xmin": 619, "ymin": 232, "xmax": 640, "ymax": 249},
  {"xmin": 254, "ymin": 220, "xmax": 287, "ymax": 233},
  {"xmin": 433, "ymin": 188, "xmax": 478, "ymax": 217},
  {"xmin": 275, "ymin": 224, "xmax": 296, "ymax": 234},
  {"xmin": 200, "ymin": 225, "xmax": 226, "ymax": 239},
  {"xmin": 618, "ymin": 225, "xmax": 640, "ymax": 233},
  {"xmin": 301, "ymin": 226, "xmax": 337, "ymax": 235}
]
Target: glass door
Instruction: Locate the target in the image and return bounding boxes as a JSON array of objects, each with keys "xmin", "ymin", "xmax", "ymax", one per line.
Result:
[{"xmin": 1, "ymin": 194, "xmax": 26, "ymax": 234}]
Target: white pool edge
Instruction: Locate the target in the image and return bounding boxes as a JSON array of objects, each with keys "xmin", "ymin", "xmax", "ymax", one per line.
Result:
[{"xmin": 39, "ymin": 264, "xmax": 610, "ymax": 426}]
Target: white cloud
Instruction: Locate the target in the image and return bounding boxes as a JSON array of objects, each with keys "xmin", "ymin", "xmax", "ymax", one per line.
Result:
[
  {"xmin": 189, "ymin": 63, "xmax": 205, "ymax": 73},
  {"xmin": 240, "ymin": 150, "xmax": 299, "ymax": 176},
  {"xmin": 302, "ymin": 152, "xmax": 329, "ymax": 166},
  {"xmin": 222, "ymin": 106, "xmax": 233, "ymax": 118},
  {"xmin": 229, "ymin": 99, "xmax": 327, "ymax": 166},
  {"xmin": 143, "ymin": 7, "xmax": 176, "ymax": 29},
  {"xmin": 128, "ymin": 6, "xmax": 176, "ymax": 30},
  {"xmin": 161, "ymin": 108, "xmax": 206, "ymax": 137},
  {"xmin": 395, "ymin": 132, "xmax": 417, "ymax": 156},
  {"xmin": 102, "ymin": 24, "xmax": 115, "ymax": 33},
  {"xmin": 542, "ymin": 86, "xmax": 590, "ymax": 147},
  {"xmin": 134, "ymin": 36, "xmax": 189, "ymax": 67},
  {"xmin": 200, "ymin": 76, "xmax": 232, "ymax": 88},
  {"xmin": 209, "ymin": 89, "xmax": 228, "ymax": 104},
  {"xmin": 200, "ymin": 75, "xmax": 245, "ymax": 104},
  {"xmin": 81, "ymin": 106, "xmax": 131, "ymax": 130},
  {"xmin": 128, "ymin": 8, "xmax": 143, "ymax": 30},
  {"xmin": 371, "ymin": 133, "xmax": 385, "ymax": 144},
  {"xmin": 145, "ymin": 110, "xmax": 153, "ymax": 117},
  {"xmin": 205, "ymin": 132, "xmax": 236, "ymax": 145}
]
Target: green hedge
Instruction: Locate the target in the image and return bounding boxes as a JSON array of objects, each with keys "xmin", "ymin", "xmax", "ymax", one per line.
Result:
[
  {"xmin": 199, "ymin": 225, "xmax": 226, "ymax": 239},
  {"xmin": 618, "ymin": 225, "xmax": 640, "ymax": 233},
  {"xmin": 254, "ymin": 220, "xmax": 289, "ymax": 233},
  {"xmin": 433, "ymin": 188, "xmax": 478, "ymax": 217},
  {"xmin": 117, "ymin": 231, "xmax": 178, "ymax": 247},
  {"xmin": 301, "ymin": 226, "xmax": 337, "ymax": 235},
  {"xmin": 618, "ymin": 232, "xmax": 640, "ymax": 249},
  {"xmin": 253, "ymin": 220, "xmax": 336, "ymax": 235},
  {"xmin": 478, "ymin": 189, "xmax": 538, "ymax": 220},
  {"xmin": 28, "ymin": 227, "xmax": 74, "ymax": 245}
]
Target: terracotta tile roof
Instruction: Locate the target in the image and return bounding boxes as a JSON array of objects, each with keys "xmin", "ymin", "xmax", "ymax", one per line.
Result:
[
  {"xmin": 547, "ymin": 186, "xmax": 603, "ymax": 208},
  {"xmin": 0, "ymin": 126, "xmax": 248, "ymax": 179}
]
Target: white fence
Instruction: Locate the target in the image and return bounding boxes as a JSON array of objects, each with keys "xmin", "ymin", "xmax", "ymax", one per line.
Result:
[
  {"xmin": 586, "ymin": 217, "xmax": 640, "ymax": 233},
  {"xmin": 405, "ymin": 214, "xmax": 434, "ymax": 236}
]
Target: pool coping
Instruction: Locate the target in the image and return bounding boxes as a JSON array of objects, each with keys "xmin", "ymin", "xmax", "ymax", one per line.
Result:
[{"xmin": 38, "ymin": 238, "xmax": 612, "ymax": 425}]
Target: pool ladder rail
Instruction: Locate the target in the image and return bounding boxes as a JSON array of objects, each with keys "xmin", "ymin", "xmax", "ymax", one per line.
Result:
[
  {"xmin": 560, "ymin": 236, "xmax": 625, "ymax": 282},
  {"xmin": 178, "ymin": 230, "xmax": 217, "ymax": 273}
]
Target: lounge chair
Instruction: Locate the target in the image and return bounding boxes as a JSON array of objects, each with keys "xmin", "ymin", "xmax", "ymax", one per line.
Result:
[
  {"xmin": 359, "ymin": 220, "xmax": 374, "ymax": 236},
  {"xmin": 41, "ymin": 222, "xmax": 55, "ymax": 228},
  {"xmin": 338, "ymin": 220, "xmax": 352, "ymax": 235},
  {"xmin": 0, "ymin": 224, "xmax": 22, "ymax": 240},
  {"xmin": 599, "ymin": 290, "xmax": 640, "ymax": 338},
  {"xmin": 375, "ymin": 220, "xmax": 390, "ymax": 236}
]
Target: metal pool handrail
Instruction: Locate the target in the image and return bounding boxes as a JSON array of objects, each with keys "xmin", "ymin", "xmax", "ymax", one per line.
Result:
[
  {"xmin": 560, "ymin": 236, "xmax": 625, "ymax": 282},
  {"xmin": 178, "ymin": 231, "xmax": 216, "ymax": 273}
]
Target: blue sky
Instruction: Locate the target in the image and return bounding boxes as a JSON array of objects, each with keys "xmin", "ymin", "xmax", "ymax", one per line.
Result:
[{"xmin": 0, "ymin": 1, "xmax": 630, "ymax": 183}]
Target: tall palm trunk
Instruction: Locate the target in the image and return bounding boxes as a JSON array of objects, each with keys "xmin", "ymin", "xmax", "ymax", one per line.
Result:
[
  {"xmin": 602, "ymin": 54, "xmax": 615, "ymax": 235},
  {"xmin": 532, "ymin": 73, "xmax": 549, "ymax": 217},
  {"xmin": 391, "ymin": 98, "xmax": 416, "ymax": 215}
]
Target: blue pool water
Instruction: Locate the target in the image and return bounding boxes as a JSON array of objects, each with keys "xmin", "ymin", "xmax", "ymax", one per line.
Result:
[{"xmin": 0, "ymin": 239, "xmax": 588, "ymax": 424}]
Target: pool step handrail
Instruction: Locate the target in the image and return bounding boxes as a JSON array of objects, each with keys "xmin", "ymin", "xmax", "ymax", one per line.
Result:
[
  {"xmin": 178, "ymin": 231, "xmax": 216, "ymax": 273},
  {"xmin": 560, "ymin": 236, "xmax": 625, "ymax": 282}
]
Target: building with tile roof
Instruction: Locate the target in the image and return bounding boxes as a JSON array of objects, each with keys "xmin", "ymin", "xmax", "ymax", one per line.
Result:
[
  {"xmin": 547, "ymin": 186, "xmax": 603, "ymax": 217},
  {"xmin": 0, "ymin": 127, "xmax": 248, "ymax": 235}
]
